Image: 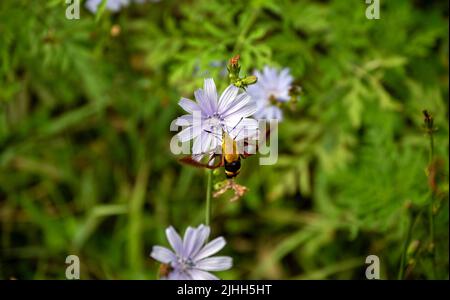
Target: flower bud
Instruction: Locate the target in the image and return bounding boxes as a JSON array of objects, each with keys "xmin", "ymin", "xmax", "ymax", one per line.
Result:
[
  {"xmin": 423, "ymin": 110, "xmax": 434, "ymax": 130},
  {"xmin": 407, "ymin": 240, "xmax": 420, "ymax": 258},
  {"xmin": 229, "ymin": 54, "xmax": 240, "ymax": 68},
  {"xmin": 110, "ymin": 24, "xmax": 121, "ymax": 37},
  {"xmin": 241, "ymin": 75, "xmax": 257, "ymax": 86}
]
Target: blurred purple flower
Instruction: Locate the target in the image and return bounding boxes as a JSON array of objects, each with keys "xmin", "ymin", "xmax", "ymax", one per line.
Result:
[
  {"xmin": 85, "ymin": 0, "xmax": 157, "ymax": 13},
  {"xmin": 247, "ymin": 66, "xmax": 293, "ymax": 121},
  {"xmin": 175, "ymin": 78, "xmax": 258, "ymax": 155},
  {"xmin": 150, "ymin": 225, "xmax": 232, "ymax": 280},
  {"xmin": 85, "ymin": 0, "xmax": 127, "ymax": 13}
]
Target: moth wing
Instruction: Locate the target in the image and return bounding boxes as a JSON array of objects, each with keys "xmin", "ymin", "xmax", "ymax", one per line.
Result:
[{"xmin": 179, "ymin": 152, "xmax": 223, "ymax": 169}]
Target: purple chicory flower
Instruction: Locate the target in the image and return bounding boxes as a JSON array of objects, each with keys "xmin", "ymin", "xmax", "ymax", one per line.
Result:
[
  {"xmin": 150, "ymin": 225, "xmax": 233, "ymax": 280},
  {"xmin": 175, "ymin": 78, "xmax": 258, "ymax": 155},
  {"xmin": 85, "ymin": 0, "xmax": 128, "ymax": 13},
  {"xmin": 247, "ymin": 66, "xmax": 293, "ymax": 121},
  {"xmin": 85, "ymin": 0, "xmax": 156, "ymax": 13}
]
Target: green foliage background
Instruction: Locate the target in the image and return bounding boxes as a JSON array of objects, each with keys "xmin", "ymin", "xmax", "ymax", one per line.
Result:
[{"xmin": 0, "ymin": 0, "xmax": 448, "ymax": 279}]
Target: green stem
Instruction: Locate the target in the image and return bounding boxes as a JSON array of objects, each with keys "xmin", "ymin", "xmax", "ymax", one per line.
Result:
[
  {"xmin": 428, "ymin": 133, "xmax": 434, "ymax": 162},
  {"xmin": 205, "ymin": 169, "xmax": 213, "ymax": 226},
  {"xmin": 398, "ymin": 213, "xmax": 414, "ymax": 280},
  {"xmin": 429, "ymin": 201, "xmax": 436, "ymax": 278},
  {"xmin": 427, "ymin": 131, "xmax": 437, "ymax": 278},
  {"xmin": 128, "ymin": 163, "xmax": 149, "ymax": 277}
]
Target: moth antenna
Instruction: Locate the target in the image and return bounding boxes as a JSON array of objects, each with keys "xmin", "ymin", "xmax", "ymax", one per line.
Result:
[
  {"xmin": 230, "ymin": 117, "xmax": 244, "ymax": 134},
  {"xmin": 204, "ymin": 129, "xmax": 222, "ymax": 141}
]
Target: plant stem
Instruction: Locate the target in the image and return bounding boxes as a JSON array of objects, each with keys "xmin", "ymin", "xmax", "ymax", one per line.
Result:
[
  {"xmin": 205, "ymin": 169, "xmax": 213, "ymax": 226},
  {"xmin": 128, "ymin": 163, "xmax": 149, "ymax": 277},
  {"xmin": 398, "ymin": 213, "xmax": 414, "ymax": 280},
  {"xmin": 427, "ymin": 130, "xmax": 437, "ymax": 278},
  {"xmin": 428, "ymin": 133, "xmax": 434, "ymax": 162},
  {"xmin": 429, "ymin": 201, "xmax": 436, "ymax": 278}
]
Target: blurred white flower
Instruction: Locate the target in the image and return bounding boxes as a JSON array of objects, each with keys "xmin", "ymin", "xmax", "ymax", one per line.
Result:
[
  {"xmin": 247, "ymin": 66, "xmax": 293, "ymax": 121},
  {"xmin": 175, "ymin": 78, "xmax": 258, "ymax": 155},
  {"xmin": 150, "ymin": 225, "xmax": 232, "ymax": 280}
]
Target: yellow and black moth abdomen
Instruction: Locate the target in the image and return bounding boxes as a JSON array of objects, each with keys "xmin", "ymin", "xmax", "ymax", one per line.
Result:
[
  {"xmin": 221, "ymin": 131, "xmax": 242, "ymax": 178},
  {"xmin": 224, "ymin": 156, "xmax": 241, "ymax": 178}
]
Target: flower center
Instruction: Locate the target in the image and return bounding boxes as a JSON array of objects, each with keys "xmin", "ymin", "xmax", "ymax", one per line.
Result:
[
  {"xmin": 173, "ymin": 256, "xmax": 196, "ymax": 272},
  {"xmin": 207, "ymin": 115, "xmax": 222, "ymax": 126},
  {"xmin": 268, "ymin": 94, "xmax": 277, "ymax": 104},
  {"xmin": 204, "ymin": 115, "xmax": 225, "ymax": 136}
]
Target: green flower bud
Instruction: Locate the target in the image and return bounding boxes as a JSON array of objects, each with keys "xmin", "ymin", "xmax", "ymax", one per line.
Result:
[
  {"xmin": 226, "ymin": 54, "xmax": 258, "ymax": 90},
  {"xmin": 241, "ymin": 75, "xmax": 257, "ymax": 86},
  {"xmin": 214, "ymin": 179, "xmax": 228, "ymax": 190},
  {"xmin": 407, "ymin": 240, "xmax": 420, "ymax": 258},
  {"xmin": 213, "ymin": 169, "xmax": 221, "ymax": 176}
]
